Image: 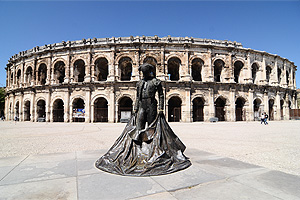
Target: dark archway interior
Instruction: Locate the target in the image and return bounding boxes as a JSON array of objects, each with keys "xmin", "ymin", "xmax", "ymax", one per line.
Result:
[
  {"xmin": 277, "ymin": 68, "xmax": 282, "ymax": 83},
  {"xmin": 38, "ymin": 64, "xmax": 47, "ymax": 85},
  {"xmin": 215, "ymin": 97, "xmax": 226, "ymax": 121},
  {"xmin": 74, "ymin": 60, "xmax": 85, "ymax": 82},
  {"xmin": 193, "ymin": 97, "xmax": 204, "ymax": 122},
  {"xmin": 94, "ymin": 97, "xmax": 108, "ymax": 122},
  {"xmin": 25, "ymin": 67, "xmax": 33, "ymax": 84},
  {"xmin": 192, "ymin": 58, "xmax": 203, "ymax": 81},
  {"xmin": 73, "ymin": 98, "xmax": 85, "ymax": 122},
  {"xmin": 253, "ymin": 98, "xmax": 261, "ymax": 120},
  {"xmin": 214, "ymin": 60, "xmax": 224, "ymax": 82},
  {"xmin": 37, "ymin": 100, "xmax": 46, "ymax": 119},
  {"xmin": 266, "ymin": 66, "xmax": 272, "ymax": 83},
  {"xmin": 119, "ymin": 57, "xmax": 132, "ymax": 81},
  {"xmin": 95, "ymin": 58, "xmax": 108, "ymax": 81},
  {"xmin": 235, "ymin": 98, "xmax": 245, "ymax": 121},
  {"xmin": 118, "ymin": 97, "xmax": 133, "ymax": 122},
  {"xmin": 269, "ymin": 99, "xmax": 274, "ymax": 120},
  {"xmin": 15, "ymin": 101, "xmax": 20, "ymax": 118},
  {"xmin": 16, "ymin": 70, "xmax": 21, "ymax": 85},
  {"xmin": 280, "ymin": 99, "xmax": 284, "ymax": 119},
  {"xmin": 234, "ymin": 61, "xmax": 244, "ymax": 83},
  {"xmin": 143, "ymin": 57, "xmax": 157, "ymax": 77},
  {"xmin": 168, "ymin": 97, "xmax": 181, "ymax": 122},
  {"xmin": 54, "ymin": 61, "xmax": 65, "ymax": 84},
  {"xmin": 168, "ymin": 58, "xmax": 180, "ymax": 81},
  {"xmin": 252, "ymin": 63, "xmax": 259, "ymax": 83},
  {"xmin": 53, "ymin": 99, "xmax": 64, "ymax": 122},
  {"xmin": 24, "ymin": 101, "xmax": 30, "ymax": 121}
]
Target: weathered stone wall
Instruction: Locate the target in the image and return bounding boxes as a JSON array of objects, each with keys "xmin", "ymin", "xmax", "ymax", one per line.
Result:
[{"xmin": 5, "ymin": 36, "xmax": 297, "ymax": 122}]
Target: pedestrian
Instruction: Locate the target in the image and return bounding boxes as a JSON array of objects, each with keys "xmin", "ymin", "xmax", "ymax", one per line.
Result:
[
  {"xmin": 261, "ymin": 112, "xmax": 265, "ymax": 124},
  {"xmin": 264, "ymin": 112, "xmax": 269, "ymax": 125}
]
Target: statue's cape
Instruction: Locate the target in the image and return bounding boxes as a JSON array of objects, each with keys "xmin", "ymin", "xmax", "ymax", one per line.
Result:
[{"xmin": 95, "ymin": 113, "xmax": 191, "ymax": 176}]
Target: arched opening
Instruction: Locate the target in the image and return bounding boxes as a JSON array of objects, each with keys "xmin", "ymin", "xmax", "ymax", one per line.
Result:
[
  {"xmin": 280, "ymin": 99, "xmax": 284, "ymax": 120},
  {"xmin": 168, "ymin": 96, "xmax": 181, "ymax": 122},
  {"xmin": 286, "ymin": 70, "xmax": 290, "ymax": 85},
  {"xmin": 266, "ymin": 66, "xmax": 272, "ymax": 84},
  {"xmin": 235, "ymin": 97, "xmax": 246, "ymax": 121},
  {"xmin": 74, "ymin": 60, "xmax": 85, "ymax": 82},
  {"xmin": 53, "ymin": 99, "xmax": 64, "ymax": 122},
  {"xmin": 38, "ymin": 64, "xmax": 47, "ymax": 85},
  {"xmin": 268, "ymin": 99, "xmax": 274, "ymax": 121},
  {"xmin": 9, "ymin": 103, "xmax": 12, "ymax": 120},
  {"xmin": 167, "ymin": 57, "xmax": 180, "ymax": 81},
  {"xmin": 213, "ymin": 59, "xmax": 224, "ymax": 82},
  {"xmin": 215, "ymin": 97, "xmax": 226, "ymax": 121},
  {"xmin": 94, "ymin": 97, "xmax": 108, "ymax": 122},
  {"xmin": 54, "ymin": 61, "xmax": 65, "ymax": 84},
  {"xmin": 118, "ymin": 97, "xmax": 133, "ymax": 122},
  {"xmin": 251, "ymin": 63, "xmax": 259, "ymax": 83},
  {"xmin": 15, "ymin": 101, "xmax": 20, "ymax": 120},
  {"xmin": 191, "ymin": 58, "xmax": 204, "ymax": 81},
  {"xmin": 234, "ymin": 61, "xmax": 244, "ymax": 83},
  {"xmin": 24, "ymin": 101, "xmax": 30, "ymax": 121},
  {"xmin": 193, "ymin": 97, "xmax": 204, "ymax": 122},
  {"xmin": 25, "ymin": 67, "xmax": 33, "ymax": 85},
  {"xmin": 143, "ymin": 56, "xmax": 157, "ymax": 77},
  {"xmin": 95, "ymin": 58, "xmax": 108, "ymax": 81},
  {"xmin": 277, "ymin": 68, "xmax": 282, "ymax": 84},
  {"xmin": 16, "ymin": 69, "xmax": 21, "ymax": 86},
  {"xmin": 253, "ymin": 98, "xmax": 262, "ymax": 121},
  {"xmin": 119, "ymin": 57, "xmax": 132, "ymax": 81},
  {"xmin": 37, "ymin": 100, "xmax": 46, "ymax": 121},
  {"xmin": 72, "ymin": 98, "xmax": 85, "ymax": 122}
]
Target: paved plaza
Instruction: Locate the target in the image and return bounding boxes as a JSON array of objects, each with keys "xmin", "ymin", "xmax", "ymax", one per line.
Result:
[{"xmin": 0, "ymin": 120, "xmax": 300, "ymax": 199}]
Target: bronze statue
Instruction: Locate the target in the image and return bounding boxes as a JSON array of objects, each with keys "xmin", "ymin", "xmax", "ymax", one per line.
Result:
[{"xmin": 95, "ymin": 63, "xmax": 191, "ymax": 176}]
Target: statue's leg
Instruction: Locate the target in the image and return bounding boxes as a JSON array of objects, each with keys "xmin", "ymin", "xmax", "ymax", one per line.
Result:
[
  {"xmin": 136, "ymin": 107, "xmax": 146, "ymax": 130},
  {"xmin": 147, "ymin": 102, "xmax": 157, "ymax": 125}
]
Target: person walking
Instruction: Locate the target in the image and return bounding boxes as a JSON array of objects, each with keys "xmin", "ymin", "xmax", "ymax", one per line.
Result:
[
  {"xmin": 261, "ymin": 113, "xmax": 265, "ymax": 124},
  {"xmin": 264, "ymin": 112, "xmax": 269, "ymax": 125}
]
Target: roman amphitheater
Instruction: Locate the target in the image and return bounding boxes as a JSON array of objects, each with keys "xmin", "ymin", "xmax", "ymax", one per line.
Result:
[{"xmin": 4, "ymin": 36, "xmax": 297, "ymax": 123}]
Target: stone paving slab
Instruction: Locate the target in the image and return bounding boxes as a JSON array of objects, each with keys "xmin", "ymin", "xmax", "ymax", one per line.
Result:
[{"xmin": 0, "ymin": 149, "xmax": 300, "ymax": 200}]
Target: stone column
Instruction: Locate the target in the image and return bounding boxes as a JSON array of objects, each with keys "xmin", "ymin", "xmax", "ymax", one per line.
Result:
[
  {"xmin": 50, "ymin": 61, "xmax": 55, "ymax": 84},
  {"xmin": 208, "ymin": 87, "xmax": 214, "ymax": 118},
  {"xmin": 64, "ymin": 89, "xmax": 70, "ymax": 123},
  {"xmin": 229, "ymin": 88, "xmax": 236, "ymax": 121},
  {"xmin": 30, "ymin": 92, "xmax": 35, "ymax": 122},
  {"xmin": 275, "ymin": 91, "xmax": 281, "ymax": 121},
  {"xmin": 70, "ymin": 58, "xmax": 74, "ymax": 83},
  {"xmin": 108, "ymin": 88, "xmax": 115, "ymax": 123},
  {"xmin": 90, "ymin": 64, "xmax": 95, "ymax": 82},
  {"xmin": 284, "ymin": 95, "xmax": 290, "ymax": 120},
  {"xmin": 181, "ymin": 51, "xmax": 191, "ymax": 81},
  {"xmin": 131, "ymin": 51, "xmax": 139, "ymax": 81},
  {"xmin": 272, "ymin": 57, "xmax": 278, "ymax": 86},
  {"xmin": 205, "ymin": 49, "xmax": 213, "ymax": 82},
  {"xmin": 182, "ymin": 88, "xmax": 191, "ymax": 122},
  {"xmin": 245, "ymin": 52, "xmax": 252, "ymax": 84},
  {"xmin": 85, "ymin": 88, "xmax": 91, "ymax": 123},
  {"xmin": 18, "ymin": 93, "xmax": 23, "ymax": 121},
  {"xmin": 260, "ymin": 55, "xmax": 266, "ymax": 85},
  {"xmin": 46, "ymin": 91, "xmax": 51, "ymax": 122},
  {"xmin": 282, "ymin": 60, "xmax": 288, "ymax": 88},
  {"xmin": 225, "ymin": 52, "xmax": 234, "ymax": 83},
  {"xmin": 107, "ymin": 50, "xmax": 115, "ymax": 81},
  {"xmin": 46, "ymin": 57, "xmax": 52, "ymax": 85},
  {"xmin": 84, "ymin": 52, "xmax": 92, "ymax": 82},
  {"xmin": 50, "ymin": 105, "xmax": 53, "ymax": 122},
  {"xmin": 64, "ymin": 53, "xmax": 70, "ymax": 83},
  {"xmin": 248, "ymin": 89, "xmax": 254, "ymax": 121},
  {"xmin": 264, "ymin": 91, "xmax": 269, "ymax": 115},
  {"xmin": 115, "ymin": 101, "xmax": 119, "ymax": 123},
  {"xmin": 70, "ymin": 103, "xmax": 73, "ymax": 122},
  {"xmin": 90, "ymin": 104, "xmax": 94, "ymax": 123}
]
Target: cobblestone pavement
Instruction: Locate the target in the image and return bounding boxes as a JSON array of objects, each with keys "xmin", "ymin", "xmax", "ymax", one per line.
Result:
[{"xmin": 0, "ymin": 120, "xmax": 299, "ymax": 176}]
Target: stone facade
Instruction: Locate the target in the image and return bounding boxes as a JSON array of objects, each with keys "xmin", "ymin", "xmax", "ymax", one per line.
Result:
[{"xmin": 5, "ymin": 36, "xmax": 297, "ymax": 123}]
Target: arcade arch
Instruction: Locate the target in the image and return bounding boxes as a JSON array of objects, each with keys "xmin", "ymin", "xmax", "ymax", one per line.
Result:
[
  {"xmin": 192, "ymin": 97, "xmax": 204, "ymax": 121},
  {"xmin": 94, "ymin": 97, "xmax": 108, "ymax": 122},
  {"xmin": 234, "ymin": 61, "xmax": 244, "ymax": 83},
  {"xmin": 168, "ymin": 96, "xmax": 181, "ymax": 122},
  {"xmin": 72, "ymin": 98, "xmax": 85, "ymax": 122},
  {"xmin": 191, "ymin": 58, "xmax": 204, "ymax": 81},
  {"xmin": 213, "ymin": 59, "xmax": 224, "ymax": 82},
  {"xmin": 167, "ymin": 57, "xmax": 181, "ymax": 81},
  {"xmin": 54, "ymin": 61, "xmax": 65, "ymax": 84},
  {"xmin": 53, "ymin": 99, "xmax": 64, "ymax": 122},
  {"xmin": 235, "ymin": 97, "xmax": 246, "ymax": 121},
  {"xmin": 215, "ymin": 97, "xmax": 226, "ymax": 121},
  {"xmin": 24, "ymin": 100, "xmax": 30, "ymax": 121},
  {"xmin": 118, "ymin": 96, "xmax": 133, "ymax": 122},
  {"xmin": 119, "ymin": 57, "xmax": 132, "ymax": 81},
  {"xmin": 74, "ymin": 60, "xmax": 85, "ymax": 82},
  {"xmin": 95, "ymin": 58, "xmax": 108, "ymax": 81}
]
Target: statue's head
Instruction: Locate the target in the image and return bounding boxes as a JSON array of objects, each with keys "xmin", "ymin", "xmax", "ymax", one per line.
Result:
[{"xmin": 138, "ymin": 63, "xmax": 154, "ymax": 79}]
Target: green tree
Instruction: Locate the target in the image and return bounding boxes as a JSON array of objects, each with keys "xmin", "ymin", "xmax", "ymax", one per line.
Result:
[{"xmin": 0, "ymin": 88, "xmax": 5, "ymax": 115}]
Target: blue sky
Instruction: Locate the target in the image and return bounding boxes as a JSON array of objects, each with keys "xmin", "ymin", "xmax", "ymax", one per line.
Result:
[{"xmin": 0, "ymin": 1, "xmax": 299, "ymax": 88}]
